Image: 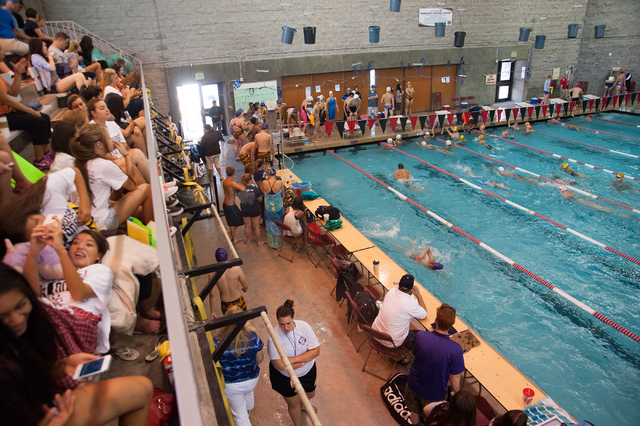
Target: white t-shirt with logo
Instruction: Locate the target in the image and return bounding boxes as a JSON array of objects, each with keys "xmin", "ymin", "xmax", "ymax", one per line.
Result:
[
  {"xmin": 89, "ymin": 120, "xmax": 126, "ymax": 158},
  {"xmin": 267, "ymin": 320, "xmax": 319, "ymax": 378},
  {"xmin": 86, "ymin": 157, "xmax": 128, "ymax": 224},
  {"xmin": 372, "ymin": 287, "xmax": 427, "ymax": 347},
  {"xmin": 40, "ymin": 263, "xmax": 113, "ymax": 354}
]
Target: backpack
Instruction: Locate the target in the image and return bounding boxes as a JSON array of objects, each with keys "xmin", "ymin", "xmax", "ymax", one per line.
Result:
[
  {"xmin": 315, "ymin": 205, "xmax": 341, "ymax": 220},
  {"xmin": 324, "ymin": 219, "xmax": 342, "ymax": 231},
  {"xmin": 55, "ymin": 62, "xmax": 73, "ymax": 79},
  {"xmin": 283, "ymin": 187, "xmax": 295, "ymax": 207},
  {"xmin": 354, "ymin": 290, "xmax": 378, "ymax": 324}
]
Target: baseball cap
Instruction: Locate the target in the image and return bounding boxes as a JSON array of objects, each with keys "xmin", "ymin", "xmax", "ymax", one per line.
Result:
[{"xmin": 399, "ymin": 274, "xmax": 414, "ymax": 291}]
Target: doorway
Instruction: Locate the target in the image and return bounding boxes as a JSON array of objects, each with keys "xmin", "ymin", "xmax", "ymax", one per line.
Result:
[
  {"xmin": 176, "ymin": 83, "xmax": 222, "ymax": 141},
  {"xmin": 495, "ymin": 60, "xmax": 514, "ymax": 102}
]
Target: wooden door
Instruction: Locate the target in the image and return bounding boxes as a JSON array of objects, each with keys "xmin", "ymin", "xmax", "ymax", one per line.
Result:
[{"xmin": 405, "ymin": 66, "xmax": 433, "ymax": 113}]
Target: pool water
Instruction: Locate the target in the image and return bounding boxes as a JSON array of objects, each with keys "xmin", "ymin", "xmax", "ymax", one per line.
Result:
[{"xmin": 293, "ymin": 114, "xmax": 640, "ymax": 425}]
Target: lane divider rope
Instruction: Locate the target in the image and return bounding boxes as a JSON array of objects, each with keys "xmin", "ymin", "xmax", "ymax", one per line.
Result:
[
  {"xmin": 327, "ymin": 149, "xmax": 640, "ymax": 344},
  {"xmin": 593, "ymin": 117, "xmax": 640, "ymax": 128},
  {"xmin": 475, "ymin": 130, "xmax": 640, "ymax": 182},
  {"xmin": 549, "ymin": 122, "xmax": 640, "ymax": 141},
  {"xmin": 382, "ymin": 142, "xmax": 640, "ymax": 266},
  {"xmin": 431, "ymin": 136, "xmax": 640, "ymax": 214},
  {"xmin": 535, "ymin": 131, "xmax": 640, "ymax": 159}
]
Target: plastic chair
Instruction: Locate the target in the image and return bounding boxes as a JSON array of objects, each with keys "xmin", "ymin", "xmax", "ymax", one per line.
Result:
[
  {"xmin": 307, "ymin": 222, "xmax": 333, "ymax": 267},
  {"xmin": 345, "ymin": 291, "xmax": 370, "ymax": 352},
  {"xmin": 361, "ymin": 324, "xmax": 408, "ymax": 381},
  {"xmin": 475, "ymin": 395, "xmax": 496, "ymax": 426},
  {"xmin": 274, "ymin": 220, "xmax": 306, "ymax": 263}
]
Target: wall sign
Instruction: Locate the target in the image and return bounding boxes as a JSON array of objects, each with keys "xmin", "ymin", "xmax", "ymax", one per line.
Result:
[
  {"xmin": 418, "ymin": 8, "xmax": 453, "ymax": 27},
  {"xmin": 194, "ymin": 73, "xmax": 204, "ymax": 80},
  {"xmin": 485, "ymin": 74, "xmax": 497, "ymax": 85}
]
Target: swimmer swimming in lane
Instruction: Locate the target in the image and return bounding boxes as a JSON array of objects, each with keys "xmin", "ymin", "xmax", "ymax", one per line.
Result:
[
  {"xmin": 394, "ymin": 240, "xmax": 443, "ymax": 270},
  {"xmin": 560, "ymin": 162, "xmax": 596, "ymax": 181},
  {"xmin": 466, "ymin": 169, "xmax": 510, "ymax": 192},
  {"xmin": 611, "ymin": 173, "xmax": 637, "ymax": 193},
  {"xmin": 478, "ymin": 134, "xmax": 493, "ymax": 150},
  {"xmin": 558, "ymin": 186, "xmax": 613, "ymax": 212},
  {"xmin": 494, "ymin": 166, "xmax": 539, "ymax": 184}
]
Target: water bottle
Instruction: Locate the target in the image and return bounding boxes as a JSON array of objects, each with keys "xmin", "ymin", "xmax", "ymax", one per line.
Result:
[
  {"xmin": 393, "ymin": 276, "xmax": 398, "ymax": 286},
  {"xmin": 94, "ymin": 216, "xmax": 107, "ymax": 232},
  {"xmin": 289, "ymin": 173, "xmax": 293, "ymax": 185}
]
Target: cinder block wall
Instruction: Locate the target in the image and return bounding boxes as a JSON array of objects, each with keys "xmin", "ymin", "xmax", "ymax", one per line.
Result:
[{"xmin": 34, "ymin": 0, "xmax": 636, "ymax": 117}]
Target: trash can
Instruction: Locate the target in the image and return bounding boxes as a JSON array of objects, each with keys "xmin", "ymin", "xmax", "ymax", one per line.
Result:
[
  {"xmin": 303, "ymin": 27, "xmax": 316, "ymax": 45},
  {"xmin": 567, "ymin": 24, "xmax": 579, "ymax": 38},
  {"xmin": 594, "ymin": 24, "xmax": 606, "ymax": 39},
  {"xmin": 281, "ymin": 26, "xmax": 296, "ymax": 44},
  {"xmin": 369, "ymin": 25, "xmax": 380, "ymax": 43},
  {"xmin": 435, "ymin": 22, "xmax": 446, "ymax": 37},
  {"xmin": 518, "ymin": 27, "xmax": 531, "ymax": 42},
  {"xmin": 454, "ymin": 31, "xmax": 466, "ymax": 47},
  {"xmin": 390, "ymin": 0, "xmax": 401, "ymax": 12},
  {"xmin": 535, "ymin": 34, "xmax": 546, "ymax": 49}
]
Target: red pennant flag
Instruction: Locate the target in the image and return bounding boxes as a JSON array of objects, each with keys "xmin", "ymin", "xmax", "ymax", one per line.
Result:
[
  {"xmin": 625, "ymin": 94, "xmax": 631, "ymax": 106},
  {"xmin": 588, "ymin": 99, "xmax": 594, "ymax": 111},
  {"xmin": 481, "ymin": 110, "xmax": 488, "ymax": 124},
  {"xmin": 497, "ymin": 109, "xmax": 503, "ymax": 122},
  {"xmin": 463, "ymin": 112, "xmax": 471, "ymax": 124},
  {"xmin": 527, "ymin": 106, "xmax": 534, "ymax": 119},
  {"xmin": 446, "ymin": 114, "xmax": 454, "ymax": 127},
  {"xmin": 347, "ymin": 120, "xmax": 356, "ymax": 135},
  {"xmin": 541, "ymin": 104, "xmax": 548, "ymax": 118},
  {"xmin": 410, "ymin": 116, "xmax": 418, "ymax": 130},
  {"xmin": 512, "ymin": 108, "xmax": 519, "ymax": 121},
  {"xmin": 368, "ymin": 119, "xmax": 377, "ymax": 130},
  {"xmin": 389, "ymin": 117, "xmax": 398, "ymax": 132},
  {"xmin": 324, "ymin": 121, "xmax": 333, "ymax": 137},
  {"xmin": 612, "ymin": 95, "xmax": 618, "ymax": 108},
  {"xmin": 569, "ymin": 102, "xmax": 575, "ymax": 114},
  {"xmin": 428, "ymin": 114, "xmax": 437, "ymax": 128}
]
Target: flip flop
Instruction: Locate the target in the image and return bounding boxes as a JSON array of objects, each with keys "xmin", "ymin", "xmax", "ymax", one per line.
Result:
[
  {"xmin": 301, "ymin": 405, "xmax": 318, "ymax": 414},
  {"xmin": 113, "ymin": 347, "xmax": 139, "ymax": 361},
  {"xmin": 133, "ymin": 319, "xmax": 165, "ymax": 335},
  {"xmin": 145, "ymin": 334, "xmax": 168, "ymax": 362}
]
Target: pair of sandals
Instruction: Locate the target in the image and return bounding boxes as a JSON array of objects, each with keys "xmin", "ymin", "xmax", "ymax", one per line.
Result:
[{"xmin": 110, "ymin": 334, "xmax": 168, "ymax": 362}]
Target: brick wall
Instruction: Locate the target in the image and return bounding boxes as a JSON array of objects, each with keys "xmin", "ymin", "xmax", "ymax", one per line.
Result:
[{"xmin": 36, "ymin": 0, "xmax": 636, "ymax": 115}]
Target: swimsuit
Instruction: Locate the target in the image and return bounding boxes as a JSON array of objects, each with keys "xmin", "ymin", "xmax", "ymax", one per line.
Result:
[
  {"xmin": 257, "ymin": 151, "xmax": 272, "ymax": 164},
  {"xmin": 239, "ymin": 153, "xmax": 251, "ymax": 165},
  {"xmin": 233, "ymin": 130, "xmax": 243, "ymax": 139},
  {"xmin": 406, "ymin": 94, "xmax": 413, "ymax": 100},
  {"xmin": 221, "ymin": 295, "xmax": 247, "ymax": 314},
  {"xmin": 328, "ymin": 98, "xmax": 336, "ymax": 120},
  {"xmin": 223, "ymin": 203, "xmax": 243, "ymax": 227},
  {"xmin": 571, "ymin": 97, "xmax": 580, "ymax": 102}
]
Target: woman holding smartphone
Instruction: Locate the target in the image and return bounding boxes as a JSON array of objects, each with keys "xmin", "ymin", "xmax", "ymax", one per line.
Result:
[{"xmin": 0, "ymin": 263, "xmax": 153, "ymax": 426}]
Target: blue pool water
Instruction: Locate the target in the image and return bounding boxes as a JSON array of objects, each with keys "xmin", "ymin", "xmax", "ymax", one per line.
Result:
[{"xmin": 293, "ymin": 115, "xmax": 640, "ymax": 425}]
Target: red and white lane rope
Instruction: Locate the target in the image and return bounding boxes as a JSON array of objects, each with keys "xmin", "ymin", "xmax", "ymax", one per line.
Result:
[
  {"xmin": 328, "ymin": 149, "xmax": 640, "ymax": 344},
  {"xmin": 431, "ymin": 137, "xmax": 640, "ymax": 215},
  {"xmin": 382, "ymin": 142, "xmax": 640, "ymax": 266},
  {"xmin": 475, "ymin": 130, "xmax": 640, "ymax": 182},
  {"xmin": 549, "ymin": 122, "xmax": 640, "ymax": 142},
  {"xmin": 593, "ymin": 117, "xmax": 640, "ymax": 128},
  {"xmin": 535, "ymin": 131, "xmax": 640, "ymax": 159}
]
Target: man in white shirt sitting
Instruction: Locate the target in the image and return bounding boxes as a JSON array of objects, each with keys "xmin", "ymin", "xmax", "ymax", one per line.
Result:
[
  {"xmin": 47, "ymin": 32, "xmax": 70, "ymax": 65},
  {"xmin": 371, "ymin": 274, "xmax": 427, "ymax": 356},
  {"xmin": 87, "ymin": 98, "xmax": 149, "ymax": 185}
]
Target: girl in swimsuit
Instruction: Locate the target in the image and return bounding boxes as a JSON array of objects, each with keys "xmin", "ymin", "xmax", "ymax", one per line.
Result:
[
  {"xmin": 327, "ymin": 91, "xmax": 337, "ymax": 121},
  {"xmin": 404, "ymin": 82, "xmax": 415, "ymax": 116},
  {"xmin": 604, "ymin": 70, "xmax": 615, "ymax": 98}
]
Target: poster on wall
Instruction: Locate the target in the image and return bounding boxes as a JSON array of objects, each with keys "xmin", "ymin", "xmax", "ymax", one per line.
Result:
[
  {"xmin": 335, "ymin": 84, "xmax": 341, "ymax": 92},
  {"xmin": 418, "ymin": 8, "xmax": 453, "ymax": 26},
  {"xmin": 485, "ymin": 74, "xmax": 497, "ymax": 85},
  {"xmin": 552, "ymin": 67, "xmax": 560, "ymax": 79},
  {"xmin": 233, "ymin": 80, "xmax": 278, "ymax": 111},
  {"xmin": 441, "ymin": 76, "xmax": 450, "ymax": 83},
  {"xmin": 305, "ymin": 86, "xmax": 312, "ymax": 99}
]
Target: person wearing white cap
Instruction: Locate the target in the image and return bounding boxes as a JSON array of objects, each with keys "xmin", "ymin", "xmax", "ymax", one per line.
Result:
[
  {"xmin": 558, "ymin": 185, "xmax": 613, "ymax": 212},
  {"xmin": 396, "ymin": 134, "xmax": 402, "ymax": 144},
  {"xmin": 327, "ymin": 90, "xmax": 338, "ymax": 121},
  {"xmin": 381, "ymin": 86, "xmax": 394, "ymax": 118},
  {"xmin": 346, "ymin": 92, "xmax": 361, "ymax": 121},
  {"xmin": 496, "ymin": 166, "xmax": 539, "ymax": 184},
  {"xmin": 312, "ymin": 96, "xmax": 327, "ymax": 143}
]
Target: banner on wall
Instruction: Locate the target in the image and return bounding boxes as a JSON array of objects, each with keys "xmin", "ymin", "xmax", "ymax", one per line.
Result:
[{"xmin": 418, "ymin": 8, "xmax": 453, "ymax": 27}]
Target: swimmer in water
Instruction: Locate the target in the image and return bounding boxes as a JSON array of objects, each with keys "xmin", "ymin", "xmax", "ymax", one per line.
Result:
[
  {"xmin": 560, "ymin": 162, "xmax": 596, "ymax": 181},
  {"xmin": 386, "ymin": 137, "xmax": 397, "ymax": 147},
  {"xmin": 567, "ymin": 124, "xmax": 582, "ymax": 132},
  {"xmin": 558, "ymin": 186, "xmax": 613, "ymax": 212},
  {"xmin": 612, "ymin": 172, "xmax": 637, "ymax": 193},
  {"xmin": 395, "ymin": 163, "xmax": 411, "ymax": 180},
  {"xmin": 415, "ymin": 139, "xmax": 455, "ymax": 155},
  {"xmin": 478, "ymin": 134, "xmax": 493, "ymax": 150},
  {"xmin": 495, "ymin": 166, "xmax": 539, "ymax": 184},
  {"xmin": 508, "ymin": 120, "xmax": 521, "ymax": 131},
  {"xmin": 446, "ymin": 126, "xmax": 460, "ymax": 141},
  {"xmin": 394, "ymin": 241, "xmax": 443, "ymax": 270},
  {"xmin": 524, "ymin": 122, "xmax": 534, "ymax": 134},
  {"xmin": 466, "ymin": 169, "xmax": 510, "ymax": 192},
  {"xmin": 585, "ymin": 114, "xmax": 592, "ymax": 122},
  {"xmin": 550, "ymin": 171, "xmax": 590, "ymax": 189},
  {"xmin": 549, "ymin": 118, "xmax": 562, "ymax": 124}
]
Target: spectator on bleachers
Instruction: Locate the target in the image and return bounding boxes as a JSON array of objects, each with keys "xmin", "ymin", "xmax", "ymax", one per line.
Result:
[
  {"xmin": 62, "ymin": 108, "xmax": 88, "ymax": 129},
  {"xmin": 10, "ymin": 0, "xmax": 23, "ymax": 29},
  {"xmin": 47, "ymin": 31, "xmax": 69, "ymax": 64},
  {"xmin": 104, "ymin": 92, "xmax": 146, "ymax": 148},
  {"xmin": 423, "ymin": 389, "xmax": 476, "ymax": 426},
  {"xmin": 102, "ymin": 68, "xmax": 139, "ymax": 109},
  {"xmin": 0, "ymin": 133, "xmax": 31, "ymax": 204},
  {"xmin": 80, "ymin": 85, "xmax": 101, "ymax": 103},
  {"xmin": 0, "ymin": 0, "xmax": 29, "ymax": 56},
  {"xmin": 120, "ymin": 70, "xmax": 145, "ymax": 119},
  {"xmin": 29, "ymin": 39, "xmax": 91, "ymax": 93},
  {"xmin": 65, "ymin": 40, "xmax": 101, "ymax": 84},
  {"xmin": 0, "ymin": 263, "xmax": 154, "ymax": 425},
  {"xmin": 87, "ymin": 98, "xmax": 150, "ymax": 184},
  {"xmin": 0, "ymin": 48, "xmax": 52, "ymax": 170},
  {"xmin": 50, "ymin": 120, "xmax": 78, "ymax": 172},
  {"xmin": 79, "ymin": 35, "xmax": 98, "ymax": 69},
  {"xmin": 68, "ymin": 93, "xmax": 87, "ymax": 111},
  {"xmin": 112, "ymin": 62, "xmax": 124, "ymax": 80},
  {"xmin": 71, "ymin": 123, "xmax": 153, "ymax": 229},
  {"xmin": 489, "ymin": 410, "xmax": 528, "ymax": 426},
  {"xmin": 24, "ymin": 8, "xmax": 53, "ymax": 42}
]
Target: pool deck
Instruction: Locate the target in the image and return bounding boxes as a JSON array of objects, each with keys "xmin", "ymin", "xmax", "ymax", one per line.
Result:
[{"xmin": 278, "ymin": 93, "xmax": 634, "ymax": 155}]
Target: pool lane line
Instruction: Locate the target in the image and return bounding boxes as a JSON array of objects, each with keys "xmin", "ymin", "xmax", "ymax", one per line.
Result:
[
  {"xmin": 549, "ymin": 122, "xmax": 640, "ymax": 142},
  {"xmin": 328, "ymin": 149, "xmax": 640, "ymax": 345},
  {"xmin": 475, "ymin": 130, "xmax": 640, "ymax": 182},
  {"xmin": 431, "ymin": 137, "xmax": 640, "ymax": 215},
  {"xmin": 593, "ymin": 117, "xmax": 640, "ymax": 128},
  {"xmin": 535, "ymin": 131, "xmax": 640, "ymax": 159},
  {"xmin": 383, "ymin": 142, "xmax": 640, "ymax": 266}
]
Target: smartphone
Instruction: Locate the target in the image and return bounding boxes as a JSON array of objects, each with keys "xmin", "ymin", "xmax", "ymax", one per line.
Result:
[
  {"xmin": 72, "ymin": 355, "xmax": 112, "ymax": 380},
  {"xmin": 125, "ymin": 111, "xmax": 132, "ymax": 120},
  {"xmin": 42, "ymin": 214, "xmax": 64, "ymax": 226}
]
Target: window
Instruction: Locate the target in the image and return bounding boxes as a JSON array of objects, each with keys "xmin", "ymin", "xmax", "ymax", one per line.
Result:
[{"xmin": 495, "ymin": 60, "xmax": 514, "ymax": 102}]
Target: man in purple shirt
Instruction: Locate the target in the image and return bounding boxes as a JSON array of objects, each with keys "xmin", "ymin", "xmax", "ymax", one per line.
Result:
[{"xmin": 404, "ymin": 303, "xmax": 465, "ymax": 425}]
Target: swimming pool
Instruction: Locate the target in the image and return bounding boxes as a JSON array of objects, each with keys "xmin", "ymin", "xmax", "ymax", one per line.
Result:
[{"xmin": 293, "ymin": 115, "xmax": 640, "ymax": 425}]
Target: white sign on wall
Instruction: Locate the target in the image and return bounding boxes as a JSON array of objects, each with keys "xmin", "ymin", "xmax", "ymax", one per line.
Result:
[
  {"xmin": 486, "ymin": 74, "xmax": 497, "ymax": 85},
  {"xmin": 418, "ymin": 8, "xmax": 453, "ymax": 27}
]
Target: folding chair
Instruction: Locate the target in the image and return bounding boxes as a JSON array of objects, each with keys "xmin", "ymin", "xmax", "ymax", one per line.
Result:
[
  {"xmin": 361, "ymin": 324, "xmax": 409, "ymax": 381},
  {"xmin": 274, "ymin": 220, "xmax": 306, "ymax": 263},
  {"xmin": 345, "ymin": 291, "xmax": 371, "ymax": 352},
  {"xmin": 307, "ymin": 222, "xmax": 333, "ymax": 267}
]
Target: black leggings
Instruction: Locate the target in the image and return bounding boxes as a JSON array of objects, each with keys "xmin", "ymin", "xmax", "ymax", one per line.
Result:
[
  {"xmin": 5, "ymin": 111, "xmax": 51, "ymax": 146},
  {"xmin": 136, "ymin": 273, "xmax": 154, "ymax": 301}
]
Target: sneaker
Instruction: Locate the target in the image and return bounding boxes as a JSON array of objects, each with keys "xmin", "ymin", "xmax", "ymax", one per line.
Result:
[
  {"xmin": 33, "ymin": 158, "xmax": 50, "ymax": 171},
  {"xmin": 166, "ymin": 196, "xmax": 180, "ymax": 208},
  {"xmin": 167, "ymin": 206, "xmax": 184, "ymax": 217},
  {"xmin": 169, "ymin": 226, "xmax": 177, "ymax": 237},
  {"xmin": 44, "ymin": 150, "xmax": 55, "ymax": 160},
  {"xmin": 163, "ymin": 180, "xmax": 177, "ymax": 188},
  {"xmin": 164, "ymin": 186, "xmax": 178, "ymax": 199}
]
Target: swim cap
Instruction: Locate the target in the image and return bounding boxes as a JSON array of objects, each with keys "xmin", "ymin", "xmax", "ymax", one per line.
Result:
[
  {"xmin": 407, "ymin": 81, "xmax": 411, "ymax": 85},
  {"xmin": 215, "ymin": 248, "xmax": 228, "ymax": 262},
  {"xmin": 262, "ymin": 123, "xmax": 269, "ymax": 129},
  {"xmin": 329, "ymin": 91, "xmax": 333, "ymax": 95},
  {"xmin": 561, "ymin": 162, "xmax": 569, "ymax": 169},
  {"xmin": 588, "ymin": 114, "xmax": 592, "ymax": 118},
  {"xmin": 525, "ymin": 122, "xmax": 530, "ymax": 126},
  {"xmin": 498, "ymin": 166, "xmax": 504, "ymax": 172},
  {"xmin": 446, "ymin": 140, "xmax": 452, "ymax": 146},
  {"xmin": 354, "ymin": 94, "xmax": 359, "ymax": 99},
  {"xmin": 558, "ymin": 186, "xmax": 568, "ymax": 191},
  {"xmin": 480, "ymin": 125, "xmax": 485, "ymax": 130},
  {"xmin": 453, "ymin": 127, "xmax": 457, "ymax": 131},
  {"xmin": 430, "ymin": 262, "xmax": 443, "ymax": 270},
  {"xmin": 277, "ymin": 100, "xmax": 282, "ymax": 104},
  {"xmin": 235, "ymin": 109, "xmax": 243, "ymax": 116},
  {"xmin": 460, "ymin": 135, "xmax": 464, "ymax": 141},
  {"xmin": 396, "ymin": 134, "xmax": 402, "ymax": 139},
  {"xmin": 260, "ymin": 102, "xmax": 265, "ymax": 106},
  {"xmin": 387, "ymin": 138, "xmax": 393, "ymax": 143},
  {"xmin": 387, "ymin": 87, "xmax": 392, "ymax": 92},
  {"xmin": 421, "ymin": 141, "xmax": 427, "ymax": 146},
  {"xmin": 479, "ymin": 135, "xmax": 484, "ymax": 140},
  {"xmin": 266, "ymin": 166, "xmax": 277, "ymax": 176},
  {"xmin": 617, "ymin": 172, "xmax": 624, "ymax": 179},
  {"xmin": 502, "ymin": 131, "xmax": 508, "ymax": 136},
  {"xmin": 293, "ymin": 108, "xmax": 297, "ymax": 114},
  {"xmin": 318, "ymin": 94, "xmax": 324, "ymax": 100},
  {"xmin": 425, "ymin": 132, "xmax": 430, "ymax": 136}
]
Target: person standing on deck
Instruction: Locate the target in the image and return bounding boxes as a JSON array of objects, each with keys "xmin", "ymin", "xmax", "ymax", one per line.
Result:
[{"xmin": 223, "ymin": 166, "xmax": 245, "ymax": 243}]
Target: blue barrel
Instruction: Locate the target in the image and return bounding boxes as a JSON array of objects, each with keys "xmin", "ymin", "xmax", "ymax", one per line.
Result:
[
  {"xmin": 281, "ymin": 26, "xmax": 296, "ymax": 44},
  {"xmin": 435, "ymin": 22, "xmax": 445, "ymax": 37},
  {"xmin": 568, "ymin": 24, "xmax": 579, "ymax": 38},
  {"xmin": 594, "ymin": 24, "xmax": 605, "ymax": 39},
  {"xmin": 518, "ymin": 27, "xmax": 531, "ymax": 42},
  {"xmin": 369, "ymin": 26, "xmax": 380, "ymax": 43},
  {"xmin": 535, "ymin": 34, "xmax": 546, "ymax": 49},
  {"xmin": 390, "ymin": 0, "xmax": 401, "ymax": 12}
]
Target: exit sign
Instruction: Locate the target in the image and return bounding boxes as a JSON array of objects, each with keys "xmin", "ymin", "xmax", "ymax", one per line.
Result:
[{"xmin": 195, "ymin": 73, "xmax": 204, "ymax": 80}]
